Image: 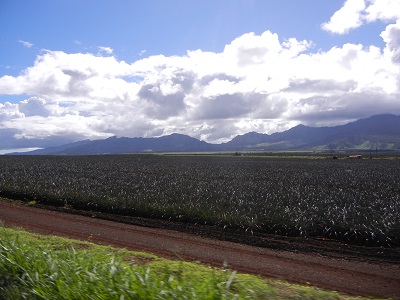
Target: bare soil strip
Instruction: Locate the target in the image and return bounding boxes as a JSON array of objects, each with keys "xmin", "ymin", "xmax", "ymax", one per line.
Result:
[{"xmin": 0, "ymin": 200, "xmax": 399, "ymax": 298}]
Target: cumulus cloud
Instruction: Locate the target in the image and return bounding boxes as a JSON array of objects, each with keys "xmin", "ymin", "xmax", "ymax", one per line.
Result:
[
  {"xmin": 18, "ymin": 97, "xmax": 52, "ymax": 117},
  {"xmin": 364, "ymin": 0, "xmax": 400, "ymax": 22},
  {"xmin": 0, "ymin": 5, "xmax": 400, "ymax": 149},
  {"xmin": 322, "ymin": 0, "xmax": 400, "ymax": 34},
  {"xmin": 381, "ymin": 19, "xmax": 400, "ymax": 64},
  {"xmin": 321, "ymin": 0, "xmax": 366, "ymax": 34}
]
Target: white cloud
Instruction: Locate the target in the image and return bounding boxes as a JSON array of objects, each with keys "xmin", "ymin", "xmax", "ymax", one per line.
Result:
[
  {"xmin": 98, "ymin": 46, "xmax": 113, "ymax": 55},
  {"xmin": 0, "ymin": 16, "xmax": 400, "ymax": 148},
  {"xmin": 321, "ymin": 0, "xmax": 366, "ymax": 34},
  {"xmin": 322, "ymin": 0, "xmax": 400, "ymax": 34},
  {"xmin": 0, "ymin": 50, "xmax": 133, "ymax": 97},
  {"xmin": 0, "ymin": 101, "xmax": 24, "ymax": 122},
  {"xmin": 18, "ymin": 40, "xmax": 34, "ymax": 48},
  {"xmin": 364, "ymin": 0, "xmax": 400, "ymax": 22},
  {"xmin": 381, "ymin": 19, "xmax": 400, "ymax": 64}
]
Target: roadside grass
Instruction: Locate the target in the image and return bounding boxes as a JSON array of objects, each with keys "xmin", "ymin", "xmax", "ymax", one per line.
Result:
[{"xmin": 0, "ymin": 227, "xmax": 368, "ymax": 300}]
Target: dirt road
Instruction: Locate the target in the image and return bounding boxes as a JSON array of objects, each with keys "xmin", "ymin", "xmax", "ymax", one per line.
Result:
[{"xmin": 0, "ymin": 200, "xmax": 399, "ymax": 298}]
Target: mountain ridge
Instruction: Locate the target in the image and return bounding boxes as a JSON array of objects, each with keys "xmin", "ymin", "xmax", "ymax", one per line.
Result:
[{"xmin": 14, "ymin": 114, "xmax": 400, "ymax": 155}]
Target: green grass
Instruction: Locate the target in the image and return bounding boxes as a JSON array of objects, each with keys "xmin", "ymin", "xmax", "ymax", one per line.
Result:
[{"xmin": 0, "ymin": 227, "xmax": 371, "ymax": 300}]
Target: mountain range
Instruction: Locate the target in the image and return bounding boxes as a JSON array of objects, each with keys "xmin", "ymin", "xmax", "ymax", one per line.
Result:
[{"xmin": 16, "ymin": 114, "xmax": 400, "ymax": 155}]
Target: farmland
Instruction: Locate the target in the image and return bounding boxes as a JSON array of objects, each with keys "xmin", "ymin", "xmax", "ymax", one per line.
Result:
[{"xmin": 0, "ymin": 155, "xmax": 399, "ymax": 247}]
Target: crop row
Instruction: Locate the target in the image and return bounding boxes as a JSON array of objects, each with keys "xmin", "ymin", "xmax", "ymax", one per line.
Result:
[{"xmin": 0, "ymin": 155, "xmax": 399, "ymax": 246}]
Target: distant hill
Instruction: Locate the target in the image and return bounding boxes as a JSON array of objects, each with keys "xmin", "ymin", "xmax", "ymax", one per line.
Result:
[
  {"xmin": 23, "ymin": 133, "xmax": 218, "ymax": 155},
  {"xmin": 222, "ymin": 114, "xmax": 400, "ymax": 151},
  {"xmin": 15, "ymin": 114, "xmax": 400, "ymax": 155}
]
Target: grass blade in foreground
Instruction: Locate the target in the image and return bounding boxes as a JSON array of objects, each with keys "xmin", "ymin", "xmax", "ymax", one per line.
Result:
[{"xmin": 0, "ymin": 227, "xmax": 359, "ymax": 299}]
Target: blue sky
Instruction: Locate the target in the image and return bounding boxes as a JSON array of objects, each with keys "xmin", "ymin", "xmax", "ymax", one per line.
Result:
[
  {"xmin": 0, "ymin": 0, "xmax": 400, "ymax": 151},
  {"xmin": 0, "ymin": 1, "xmax": 386, "ymax": 74}
]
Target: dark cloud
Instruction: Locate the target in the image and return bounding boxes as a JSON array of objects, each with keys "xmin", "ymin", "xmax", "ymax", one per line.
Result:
[
  {"xmin": 62, "ymin": 69, "xmax": 93, "ymax": 96},
  {"xmin": 170, "ymin": 69, "xmax": 196, "ymax": 92},
  {"xmin": 252, "ymin": 95, "xmax": 288, "ymax": 119},
  {"xmin": 385, "ymin": 22, "xmax": 400, "ymax": 64},
  {"xmin": 138, "ymin": 83, "xmax": 187, "ymax": 119},
  {"xmin": 195, "ymin": 93, "xmax": 266, "ymax": 120},
  {"xmin": 18, "ymin": 97, "xmax": 51, "ymax": 117},
  {"xmin": 0, "ymin": 128, "xmax": 78, "ymax": 149},
  {"xmin": 291, "ymin": 92, "xmax": 400, "ymax": 125},
  {"xmin": 200, "ymin": 73, "xmax": 242, "ymax": 86},
  {"xmin": 137, "ymin": 69, "xmax": 196, "ymax": 119},
  {"xmin": 285, "ymin": 79, "xmax": 357, "ymax": 93}
]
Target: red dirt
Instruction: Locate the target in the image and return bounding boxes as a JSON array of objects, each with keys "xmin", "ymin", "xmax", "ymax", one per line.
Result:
[{"xmin": 0, "ymin": 199, "xmax": 399, "ymax": 298}]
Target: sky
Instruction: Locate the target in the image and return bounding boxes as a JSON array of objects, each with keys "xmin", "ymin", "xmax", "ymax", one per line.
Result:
[{"xmin": 1, "ymin": 0, "xmax": 400, "ymax": 152}]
